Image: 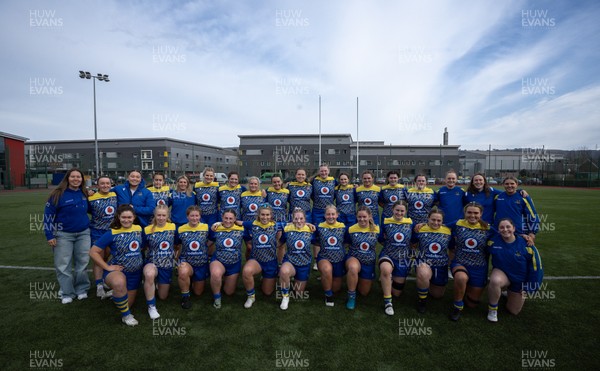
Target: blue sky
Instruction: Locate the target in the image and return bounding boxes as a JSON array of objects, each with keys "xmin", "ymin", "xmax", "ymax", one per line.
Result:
[{"xmin": 1, "ymin": 0, "xmax": 599, "ymax": 150}]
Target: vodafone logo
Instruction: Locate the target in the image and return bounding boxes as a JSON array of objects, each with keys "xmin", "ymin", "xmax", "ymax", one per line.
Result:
[
  {"xmin": 226, "ymin": 196, "xmax": 235, "ymax": 205},
  {"xmin": 359, "ymin": 242, "xmax": 370, "ymax": 251},
  {"xmin": 129, "ymin": 240, "xmax": 140, "ymax": 252},
  {"xmin": 364, "ymin": 198, "xmax": 372, "ymax": 205},
  {"xmin": 202, "ymin": 193, "xmax": 211, "ymax": 202},
  {"xmin": 414, "ymin": 201, "xmax": 424, "ymax": 210},
  {"xmin": 249, "ymin": 203, "xmax": 258, "ymax": 212},
  {"xmin": 104, "ymin": 206, "xmax": 115, "ymax": 215},
  {"xmin": 342, "ymin": 194, "xmax": 350, "ymax": 202},
  {"xmin": 321, "ymin": 187, "xmax": 330, "ymax": 195},
  {"xmin": 296, "ymin": 190, "xmax": 305, "ymax": 198},
  {"xmin": 258, "ymin": 234, "xmax": 269, "ymax": 244},
  {"xmin": 393, "ymin": 233, "xmax": 405, "ymax": 243},
  {"xmin": 223, "ymin": 238, "xmax": 234, "ymax": 248},
  {"xmin": 159, "ymin": 241, "xmax": 170, "ymax": 251},
  {"xmin": 428, "ymin": 242, "xmax": 442, "ymax": 254},
  {"xmin": 189, "ymin": 241, "xmax": 200, "ymax": 251},
  {"xmin": 390, "ymin": 195, "xmax": 398, "ymax": 202},
  {"xmin": 274, "ymin": 199, "xmax": 282, "ymax": 207},
  {"xmin": 157, "ymin": 199, "xmax": 166, "ymax": 206},
  {"xmin": 465, "ymin": 238, "xmax": 478, "ymax": 249},
  {"xmin": 294, "ymin": 240, "xmax": 305, "ymax": 250},
  {"xmin": 327, "ymin": 236, "xmax": 338, "ymax": 246}
]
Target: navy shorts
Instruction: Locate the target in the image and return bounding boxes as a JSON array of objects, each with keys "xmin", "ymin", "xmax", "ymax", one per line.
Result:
[
  {"xmin": 248, "ymin": 258, "xmax": 279, "ymax": 279},
  {"xmin": 282, "ymin": 257, "xmax": 310, "ymax": 281},
  {"xmin": 450, "ymin": 261, "xmax": 488, "ymax": 288},
  {"xmin": 103, "ymin": 269, "xmax": 142, "ymax": 291},
  {"xmin": 429, "ymin": 265, "xmax": 448, "ymax": 286},
  {"xmin": 317, "ymin": 257, "xmax": 346, "ymax": 278},
  {"xmin": 211, "ymin": 255, "xmax": 241, "ymax": 276},
  {"xmin": 378, "ymin": 254, "xmax": 410, "ymax": 279}
]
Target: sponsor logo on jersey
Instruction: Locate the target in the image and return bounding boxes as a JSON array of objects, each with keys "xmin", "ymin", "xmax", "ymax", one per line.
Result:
[
  {"xmin": 249, "ymin": 203, "xmax": 258, "ymax": 212},
  {"xmin": 294, "ymin": 240, "xmax": 305, "ymax": 250},
  {"xmin": 202, "ymin": 193, "xmax": 211, "ymax": 202},
  {"xmin": 104, "ymin": 206, "xmax": 115, "ymax": 215},
  {"xmin": 360, "ymin": 242, "xmax": 370, "ymax": 251},
  {"xmin": 415, "ymin": 201, "xmax": 424, "ymax": 209},
  {"xmin": 342, "ymin": 194, "xmax": 350, "ymax": 202},
  {"xmin": 189, "ymin": 241, "xmax": 200, "ymax": 251},
  {"xmin": 226, "ymin": 196, "xmax": 235, "ymax": 205},
  {"xmin": 390, "ymin": 195, "xmax": 398, "ymax": 203},
  {"xmin": 328, "ymin": 236, "xmax": 338, "ymax": 246},
  {"xmin": 223, "ymin": 238, "xmax": 234, "ymax": 248},
  {"xmin": 296, "ymin": 190, "xmax": 305, "ymax": 198},
  {"xmin": 428, "ymin": 242, "xmax": 442, "ymax": 254},
  {"xmin": 129, "ymin": 240, "xmax": 140, "ymax": 252},
  {"xmin": 159, "ymin": 241, "xmax": 170, "ymax": 251},
  {"xmin": 394, "ymin": 232, "xmax": 405, "ymax": 243},
  {"xmin": 465, "ymin": 238, "xmax": 478, "ymax": 249},
  {"xmin": 321, "ymin": 187, "xmax": 330, "ymax": 195},
  {"xmin": 157, "ymin": 199, "xmax": 166, "ymax": 206},
  {"xmin": 258, "ymin": 234, "xmax": 269, "ymax": 244},
  {"xmin": 274, "ymin": 199, "xmax": 282, "ymax": 207},
  {"xmin": 364, "ymin": 198, "xmax": 372, "ymax": 205}
]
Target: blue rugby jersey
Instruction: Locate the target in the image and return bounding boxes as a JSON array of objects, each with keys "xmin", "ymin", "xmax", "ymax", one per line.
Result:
[
  {"xmin": 240, "ymin": 190, "xmax": 264, "ymax": 222},
  {"xmin": 452, "ymin": 219, "xmax": 491, "ymax": 268},
  {"xmin": 311, "ymin": 176, "xmax": 336, "ymax": 210},
  {"xmin": 347, "ymin": 224, "xmax": 380, "ymax": 265},
  {"xmin": 405, "ymin": 187, "xmax": 435, "ymax": 225},
  {"xmin": 379, "ymin": 217, "xmax": 413, "ymax": 262},
  {"xmin": 315, "ymin": 221, "xmax": 347, "ymax": 263},
  {"xmin": 287, "ymin": 181, "xmax": 312, "ymax": 214},
  {"xmin": 169, "ymin": 190, "xmax": 197, "ymax": 225},
  {"xmin": 413, "ymin": 225, "xmax": 452, "ymax": 267},
  {"xmin": 143, "ymin": 223, "xmax": 176, "ymax": 269},
  {"xmin": 193, "ymin": 181, "xmax": 220, "ymax": 216},
  {"xmin": 88, "ymin": 191, "xmax": 117, "ymax": 232},
  {"xmin": 218, "ymin": 184, "xmax": 245, "ymax": 217},
  {"xmin": 487, "ymin": 234, "xmax": 543, "ymax": 292},
  {"xmin": 334, "ymin": 184, "xmax": 356, "ymax": 217},
  {"xmin": 94, "ymin": 226, "xmax": 144, "ymax": 273},
  {"xmin": 463, "ymin": 187, "xmax": 502, "ymax": 224},
  {"xmin": 245, "ymin": 220, "xmax": 279, "ymax": 263},
  {"xmin": 355, "ymin": 185, "xmax": 381, "ymax": 221},
  {"xmin": 436, "ymin": 186, "xmax": 464, "ymax": 227},
  {"xmin": 265, "ymin": 187, "xmax": 290, "ymax": 223},
  {"xmin": 176, "ymin": 223, "xmax": 209, "ymax": 266},
  {"xmin": 379, "ymin": 184, "xmax": 405, "ymax": 219},
  {"xmin": 210, "ymin": 224, "xmax": 245, "ymax": 265},
  {"xmin": 147, "ymin": 185, "xmax": 171, "ymax": 207},
  {"xmin": 494, "ymin": 192, "xmax": 539, "ymax": 235},
  {"xmin": 281, "ymin": 224, "xmax": 313, "ymax": 266}
]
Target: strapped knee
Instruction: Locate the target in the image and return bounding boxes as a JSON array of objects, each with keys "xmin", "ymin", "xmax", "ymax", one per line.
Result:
[
  {"xmin": 453, "ymin": 268, "xmax": 469, "ymax": 277},
  {"xmin": 392, "ymin": 281, "xmax": 405, "ymax": 291}
]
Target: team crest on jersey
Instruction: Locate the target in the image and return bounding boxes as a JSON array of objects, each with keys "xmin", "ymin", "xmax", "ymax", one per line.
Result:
[
  {"xmin": 390, "ymin": 195, "xmax": 398, "ymax": 202},
  {"xmin": 157, "ymin": 199, "xmax": 166, "ymax": 206},
  {"xmin": 294, "ymin": 240, "xmax": 305, "ymax": 250},
  {"xmin": 428, "ymin": 242, "xmax": 442, "ymax": 254},
  {"xmin": 258, "ymin": 234, "xmax": 269, "ymax": 244},
  {"xmin": 359, "ymin": 242, "xmax": 370, "ymax": 251},
  {"xmin": 364, "ymin": 198, "xmax": 372, "ymax": 205},
  {"xmin": 104, "ymin": 206, "xmax": 115, "ymax": 215},
  {"xmin": 321, "ymin": 187, "xmax": 330, "ymax": 195},
  {"xmin": 223, "ymin": 238, "xmax": 235, "ymax": 248},
  {"xmin": 274, "ymin": 199, "xmax": 282, "ymax": 207},
  {"xmin": 414, "ymin": 201, "xmax": 424, "ymax": 209},
  {"xmin": 394, "ymin": 233, "xmax": 405, "ymax": 243},
  {"xmin": 159, "ymin": 241, "xmax": 170, "ymax": 251},
  {"xmin": 129, "ymin": 240, "xmax": 140, "ymax": 252},
  {"xmin": 189, "ymin": 241, "xmax": 200, "ymax": 251},
  {"xmin": 465, "ymin": 238, "xmax": 478, "ymax": 249},
  {"xmin": 249, "ymin": 203, "xmax": 258, "ymax": 212},
  {"xmin": 226, "ymin": 196, "xmax": 235, "ymax": 205},
  {"xmin": 342, "ymin": 194, "xmax": 350, "ymax": 201},
  {"xmin": 296, "ymin": 190, "xmax": 305, "ymax": 197},
  {"xmin": 202, "ymin": 193, "xmax": 211, "ymax": 202},
  {"xmin": 328, "ymin": 236, "xmax": 338, "ymax": 246}
]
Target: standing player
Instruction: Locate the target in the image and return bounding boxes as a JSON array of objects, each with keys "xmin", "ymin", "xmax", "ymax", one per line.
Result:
[
  {"xmin": 287, "ymin": 168, "xmax": 313, "ymax": 224},
  {"xmin": 345, "ymin": 206, "xmax": 380, "ymax": 310},
  {"xmin": 194, "ymin": 167, "xmax": 220, "ymax": 227},
  {"xmin": 379, "ymin": 170, "xmax": 405, "ymax": 225},
  {"xmin": 412, "ymin": 207, "xmax": 452, "ymax": 313},
  {"xmin": 463, "ymin": 174, "xmax": 503, "ymax": 224},
  {"xmin": 486, "ymin": 218, "xmax": 543, "ymax": 322},
  {"xmin": 314, "ymin": 205, "xmax": 347, "ymax": 307},
  {"xmin": 142, "ymin": 205, "xmax": 176, "ymax": 320},
  {"xmin": 218, "ymin": 171, "xmax": 245, "ymax": 218},
  {"xmin": 241, "ymin": 204, "xmax": 281, "ymax": 308},
  {"xmin": 87, "ymin": 175, "xmax": 116, "ymax": 299},
  {"xmin": 176, "ymin": 206, "xmax": 210, "ymax": 309},
  {"xmin": 209, "ymin": 209, "xmax": 245, "ymax": 308},
  {"xmin": 44, "ymin": 168, "xmax": 91, "ymax": 304},
  {"xmin": 494, "ymin": 176, "xmax": 539, "ymax": 244},
  {"xmin": 449, "ymin": 202, "xmax": 491, "ymax": 321},
  {"xmin": 278, "ymin": 208, "xmax": 314, "ymax": 311},
  {"xmin": 378, "ymin": 201, "xmax": 413, "ymax": 316},
  {"xmin": 335, "ymin": 172, "xmax": 357, "ymax": 226},
  {"xmin": 147, "ymin": 173, "xmax": 171, "ymax": 209},
  {"xmin": 355, "ymin": 171, "xmax": 381, "ymax": 226},
  {"xmin": 114, "ymin": 170, "xmax": 154, "ymax": 227},
  {"xmin": 435, "ymin": 170, "xmax": 464, "ymax": 228},
  {"xmin": 240, "ymin": 176, "xmax": 264, "ymax": 223},
  {"xmin": 169, "ymin": 175, "xmax": 196, "ymax": 229},
  {"xmin": 311, "ymin": 165, "xmax": 337, "ymax": 270},
  {"xmin": 405, "ymin": 174, "xmax": 435, "ymax": 225},
  {"xmin": 89, "ymin": 205, "xmax": 143, "ymax": 326},
  {"xmin": 265, "ymin": 174, "xmax": 289, "ymax": 231}
]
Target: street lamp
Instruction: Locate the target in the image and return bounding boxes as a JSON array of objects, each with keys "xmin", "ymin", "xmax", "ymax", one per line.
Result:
[{"xmin": 79, "ymin": 70, "xmax": 109, "ymax": 178}]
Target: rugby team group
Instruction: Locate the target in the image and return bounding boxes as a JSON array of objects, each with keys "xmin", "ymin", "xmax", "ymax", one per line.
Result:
[{"xmin": 43, "ymin": 165, "xmax": 543, "ymax": 326}]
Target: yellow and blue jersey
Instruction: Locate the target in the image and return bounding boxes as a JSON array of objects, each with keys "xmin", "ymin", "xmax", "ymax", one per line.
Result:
[
  {"xmin": 147, "ymin": 185, "xmax": 171, "ymax": 207},
  {"xmin": 244, "ymin": 220, "xmax": 279, "ymax": 263},
  {"xmin": 176, "ymin": 223, "xmax": 209, "ymax": 266},
  {"xmin": 287, "ymin": 181, "xmax": 313, "ymax": 214},
  {"xmin": 405, "ymin": 187, "xmax": 435, "ymax": 225},
  {"xmin": 143, "ymin": 223, "xmax": 176, "ymax": 268},
  {"xmin": 210, "ymin": 224, "xmax": 245, "ymax": 265},
  {"xmin": 347, "ymin": 224, "xmax": 380, "ymax": 265},
  {"xmin": 281, "ymin": 224, "xmax": 313, "ymax": 266},
  {"xmin": 219, "ymin": 184, "xmax": 245, "ymax": 217},
  {"xmin": 452, "ymin": 219, "xmax": 491, "ymax": 268},
  {"xmin": 95, "ymin": 225, "xmax": 144, "ymax": 273},
  {"xmin": 379, "ymin": 217, "xmax": 413, "ymax": 261},
  {"xmin": 88, "ymin": 191, "xmax": 117, "ymax": 232},
  {"xmin": 194, "ymin": 181, "xmax": 219, "ymax": 216},
  {"xmin": 487, "ymin": 234, "xmax": 543, "ymax": 291},
  {"xmin": 315, "ymin": 221, "xmax": 347, "ymax": 263},
  {"xmin": 436, "ymin": 186, "xmax": 464, "ymax": 227},
  {"xmin": 413, "ymin": 225, "xmax": 452, "ymax": 267},
  {"xmin": 265, "ymin": 187, "xmax": 289, "ymax": 223},
  {"xmin": 240, "ymin": 190, "xmax": 264, "ymax": 222},
  {"xmin": 311, "ymin": 176, "xmax": 336, "ymax": 210},
  {"xmin": 334, "ymin": 184, "xmax": 356, "ymax": 216},
  {"xmin": 379, "ymin": 184, "xmax": 405, "ymax": 219}
]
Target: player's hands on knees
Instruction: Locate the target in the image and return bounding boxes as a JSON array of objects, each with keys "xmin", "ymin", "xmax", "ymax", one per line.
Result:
[{"xmin": 106, "ymin": 265, "xmax": 124, "ymax": 272}]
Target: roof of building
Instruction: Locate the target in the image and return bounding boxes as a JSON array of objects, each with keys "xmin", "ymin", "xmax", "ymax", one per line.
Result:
[{"xmin": 0, "ymin": 131, "xmax": 29, "ymax": 142}]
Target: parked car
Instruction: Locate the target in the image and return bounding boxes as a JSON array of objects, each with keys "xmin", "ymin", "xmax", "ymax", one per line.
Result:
[
  {"xmin": 259, "ymin": 172, "xmax": 283, "ymax": 183},
  {"xmin": 375, "ymin": 177, "xmax": 386, "ymax": 184},
  {"xmin": 400, "ymin": 177, "xmax": 411, "ymax": 184},
  {"xmin": 427, "ymin": 178, "xmax": 436, "ymax": 185}
]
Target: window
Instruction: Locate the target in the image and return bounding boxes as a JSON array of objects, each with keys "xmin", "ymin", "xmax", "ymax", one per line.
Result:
[
  {"xmin": 142, "ymin": 160, "xmax": 153, "ymax": 170},
  {"xmin": 107, "ymin": 162, "xmax": 117, "ymax": 169},
  {"xmin": 327, "ymin": 149, "xmax": 336, "ymax": 155},
  {"xmin": 141, "ymin": 150, "xmax": 152, "ymax": 159},
  {"xmin": 185, "ymin": 154, "xmax": 189, "ymax": 159},
  {"xmin": 246, "ymin": 149, "xmax": 262, "ymax": 155}
]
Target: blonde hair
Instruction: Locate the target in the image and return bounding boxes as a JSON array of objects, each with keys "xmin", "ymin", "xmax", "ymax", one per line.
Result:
[{"xmin": 150, "ymin": 204, "xmax": 171, "ymax": 233}]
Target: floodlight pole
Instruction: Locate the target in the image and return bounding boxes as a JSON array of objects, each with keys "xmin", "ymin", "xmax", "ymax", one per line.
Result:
[{"xmin": 79, "ymin": 71, "xmax": 109, "ymax": 178}]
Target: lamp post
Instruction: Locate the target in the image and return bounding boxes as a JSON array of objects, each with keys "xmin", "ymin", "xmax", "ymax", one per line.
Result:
[{"xmin": 79, "ymin": 71, "xmax": 109, "ymax": 178}]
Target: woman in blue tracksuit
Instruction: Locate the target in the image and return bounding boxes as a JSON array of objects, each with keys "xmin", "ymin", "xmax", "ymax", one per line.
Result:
[
  {"xmin": 113, "ymin": 170, "xmax": 154, "ymax": 227},
  {"xmin": 44, "ymin": 168, "xmax": 91, "ymax": 304},
  {"xmin": 169, "ymin": 175, "xmax": 196, "ymax": 229}
]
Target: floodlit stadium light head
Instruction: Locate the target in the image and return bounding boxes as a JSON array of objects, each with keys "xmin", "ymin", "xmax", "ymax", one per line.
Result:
[
  {"xmin": 85, "ymin": 71, "xmax": 92, "ymax": 79},
  {"xmin": 79, "ymin": 71, "xmax": 85, "ymax": 78}
]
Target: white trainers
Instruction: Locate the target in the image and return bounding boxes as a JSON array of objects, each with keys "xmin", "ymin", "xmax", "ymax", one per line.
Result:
[
  {"xmin": 213, "ymin": 298, "xmax": 222, "ymax": 309},
  {"xmin": 280, "ymin": 296, "xmax": 290, "ymax": 310},
  {"xmin": 244, "ymin": 296, "xmax": 255, "ymax": 309},
  {"xmin": 148, "ymin": 305, "xmax": 160, "ymax": 320},
  {"xmin": 384, "ymin": 303, "xmax": 394, "ymax": 316},
  {"xmin": 487, "ymin": 310, "xmax": 498, "ymax": 323},
  {"xmin": 61, "ymin": 297, "xmax": 73, "ymax": 304},
  {"xmin": 122, "ymin": 314, "xmax": 139, "ymax": 326},
  {"xmin": 77, "ymin": 293, "xmax": 88, "ymax": 300},
  {"xmin": 312, "ymin": 263, "xmax": 318, "ymax": 271}
]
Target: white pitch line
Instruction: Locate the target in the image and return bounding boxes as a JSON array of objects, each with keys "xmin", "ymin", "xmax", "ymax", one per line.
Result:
[{"xmin": 0, "ymin": 265, "xmax": 598, "ymax": 280}]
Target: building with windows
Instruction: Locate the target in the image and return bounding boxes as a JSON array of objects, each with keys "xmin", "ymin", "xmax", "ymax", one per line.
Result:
[{"xmin": 26, "ymin": 138, "xmax": 238, "ymax": 180}]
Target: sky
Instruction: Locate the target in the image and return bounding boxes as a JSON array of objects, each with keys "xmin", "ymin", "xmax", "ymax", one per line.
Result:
[{"xmin": 1, "ymin": 0, "xmax": 599, "ymax": 151}]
